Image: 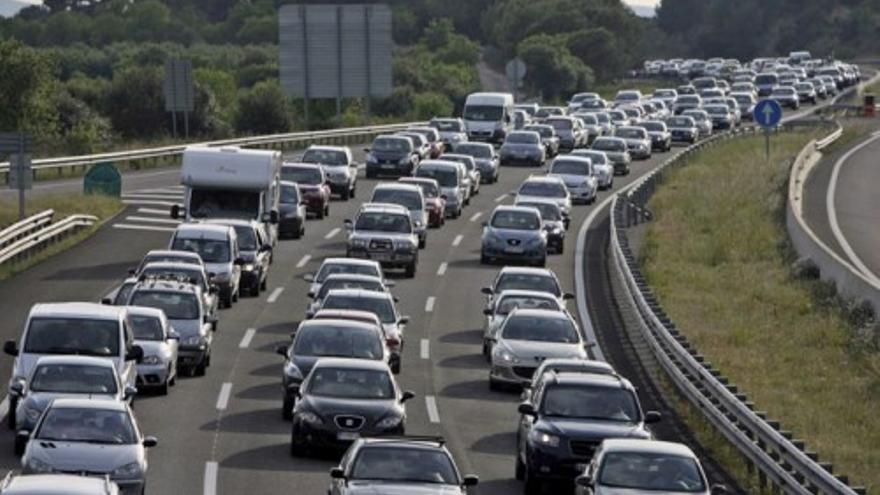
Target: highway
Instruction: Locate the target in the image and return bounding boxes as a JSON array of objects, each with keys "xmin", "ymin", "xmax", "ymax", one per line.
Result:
[{"xmin": 0, "ymin": 98, "xmax": 840, "ymax": 494}]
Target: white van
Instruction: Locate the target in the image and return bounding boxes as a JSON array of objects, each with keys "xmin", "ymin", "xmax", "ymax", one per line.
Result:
[
  {"xmin": 463, "ymin": 92, "xmax": 515, "ymax": 144},
  {"xmin": 173, "ymin": 146, "xmax": 281, "ymax": 245}
]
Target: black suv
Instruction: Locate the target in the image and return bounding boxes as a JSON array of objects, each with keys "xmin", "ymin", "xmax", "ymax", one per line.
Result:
[{"xmin": 515, "ymin": 371, "xmax": 661, "ymax": 493}]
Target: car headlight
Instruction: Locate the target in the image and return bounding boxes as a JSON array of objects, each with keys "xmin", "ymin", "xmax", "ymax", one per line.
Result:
[
  {"xmin": 183, "ymin": 335, "xmax": 206, "ymax": 348},
  {"xmin": 111, "ymin": 461, "xmax": 142, "ymax": 479},
  {"xmin": 296, "ymin": 410, "xmax": 323, "ymax": 426},
  {"xmin": 493, "ymin": 346, "xmax": 518, "ymax": 365},
  {"xmin": 394, "ymin": 240, "xmax": 416, "ymax": 252},
  {"xmin": 399, "ymin": 157, "xmax": 411, "ymax": 165},
  {"xmin": 242, "ymin": 263, "xmax": 255, "ymax": 272},
  {"xmin": 212, "ymin": 272, "xmax": 230, "ymax": 283},
  {"xmin": 529, "ymin": 429, "xmax": 561, "ymax": 448},
  {"xmin": 141, "ymin": 355, "xmax": 162, "ymax": 365},
  {"xmin": 350, "ymin": 238, "xmax": 368, "ymax": 248},
  {"xmin": 375, "ymin": 415, "xmax": 403, "ymax": 429},
  {"xmin": 26, "ymin": 457, "xmax": 55, "ymax": 474},
  {"xmin": 284, "ymin": 363, "xmax": 302, "ymax": 380},
  {"xmin": 367, "ymin": 153, "xmax": 377, "ymax": 163},
  {"xmin": 25, "ymin": 406, "xmax": 42, "ymax": 422}
]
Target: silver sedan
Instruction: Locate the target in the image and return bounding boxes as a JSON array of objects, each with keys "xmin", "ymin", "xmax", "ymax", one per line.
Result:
[{"xmin": 128, "ymin": 306, "xmax": 179, "ymax": 395}]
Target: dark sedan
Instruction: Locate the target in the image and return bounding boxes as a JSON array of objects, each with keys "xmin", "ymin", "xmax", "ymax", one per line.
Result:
[
  {"xmin": 282, "ymin": 163, "xmax": 331, "ymax": 219},
  {"xmin": 279, "ymin": 181, "xmax": 306, "ymax": 239}
]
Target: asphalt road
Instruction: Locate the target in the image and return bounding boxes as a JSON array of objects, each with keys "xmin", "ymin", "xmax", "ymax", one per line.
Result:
[{"xmin": 0, "ymin": 98, "xmax": 835, "ymax": 494}]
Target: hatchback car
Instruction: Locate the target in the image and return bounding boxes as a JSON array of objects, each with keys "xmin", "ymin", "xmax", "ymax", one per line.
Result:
[
  {"xmin": 682, "ymin": 109, "xmax": 713, "ymax": 137},
  {"xmin": 449, "ymin": 142, "xmax": 499, "ymax": 183},
  {"xmin": 278, "ymin": 180, "xmax": 307, "ymax": 239},
  {"xmin": 365, "ymin": 135, "xmax": 419, "ymax": 178},
  {"xmin": 482, "ymin": 290, "xmax": 564, "ymax": 358},
  {"xmin": 440, "ymin": 153, "xmax": 481, "ymax": 196},
  {"xmin": 428, "ymin": 117, "xmax": 468, "ymax": 150},
  {"xmin": 481, "ymin": 206, "xmax": 547, "ymax": 267},
  {"xmin": 305, "ymin": 274, "xmax": 391, "ymax": 319},
  {"xmin": 169, "ymin": 223, "xmax": 241, "ymax": 308},
  {"xmin": 665, "ymin": 116, "xmax": 700, "ymax": 144},
  {"xmin": 613, "ymin": 127, "xmax": 651, "ymax": 160},
  {"xmin": 704, "ymin": 104, "xmax": 735, "ymax": 130},
  {"xmin": 591, "ymin": 137, "xmax": 631, "ymax": 175},
  {"xmin": 127, "ymin": 306, "xmax": 179, "ymax": 395},
  {"xmin": 481, "ymin": 267, "xmax": 572, "ymax": 309},
  {"xmin": 304, "ymin": 258, "xmax": 384, "ymax": 299},
  {"xmin": 301, "ymin": 145, "xmax": 358, "ymax": 200},
  {"xmin": 524, "ymin": 125, "xmax": 560, "ymax": 158},
  {"xmin": 398, "ymin": 177, "xmax": 446, "ymax": 228},
  {"xmin": 514, "ymin": 176, "xmax": 572, "ymax": 223},
  {"xmin": 415, "ymin": 160, "xmax": 467, "ymax": 219},
  {"xmin": 515, "ymin": 199, "xmax": 567, "ymax": 255},
  {"xmin": 290, "ymin": 358, "xmax": 414, "ymax": 455},
  {"xmin": 206, "ymin": 218, "xmax": 272, "ymax": 296},
  {"xmin": 545, "ymin": 116, "xmax": 586, "ymax": 151},
  {"xmin": 407, "ymin": 127, "xmax": 444, "ymax": 158},
  {"xmin": 547, "ymin": 156, "xmax": 597, "ymax": 205},
  {"xmin": 770, "ymin": 85, "xmax": 800, "ymax": 109},
  {"xmin": 499, "ymin": 131, "xmax": 545, "ymax": 167},
  {"xmin": 135, "ymin": 262, "xmax": 219, "ymax": 320},
  {"xmin": 570, "ymin": 150, "xmax": 613, "ymax": 190},
  {"xmin": 281, "ymin": 163, "xmax": 331, "ymax": 219},
  {"xmin": 640, "ymin": 120, "xmax": 672, "ymax": 152}
]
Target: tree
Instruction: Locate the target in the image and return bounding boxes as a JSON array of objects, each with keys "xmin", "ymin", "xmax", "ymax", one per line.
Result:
[
  {"xmin": 103, "ymin": 66, "xmax": 166, "ymax": 138},
  {"xmin": 518, "ymin": 34, "xmax": 592, "ymax": 101},
  {"xmin": 412, "ymin": 92, "xmax": 454, "ymax": 119},
  {"xmin": 0, "ymin": 40, "xmax": 59, "ymax": 140},
  {"xmin": 567, "ymin": 28, "xmax": 622, "ymax": 82},
  {"xmin": 234, "ymin": 81, "xmax": 292, "ymax": 135}
]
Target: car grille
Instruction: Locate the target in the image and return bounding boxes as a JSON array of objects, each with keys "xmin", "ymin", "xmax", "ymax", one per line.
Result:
[
  {"xmin": 570, "ymin": 440, "xmax": 600, "ymax": 458},
  {"xmin": 507, "ymin": 239, "xmax": 522, "ymax": 246},
  {"xmin": 513, "ymin": 366, "xmax": 537, "ymax": 379},
  {"xmin": 369, "ymin": 239, "xmax": 393, "ymax": 251},
  {"xmin": 334, "ymin": 415, "xmax": 365, "ymax": 430}
]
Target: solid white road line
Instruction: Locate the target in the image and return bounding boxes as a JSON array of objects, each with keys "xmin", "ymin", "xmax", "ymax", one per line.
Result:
[
  {"xmin": 239, "ymin": 328, "xmax": 256, "ymax": 349},
  {"xmin": 203, "ymin": 462, "xmax": 218, "ymax": 495},
  {"xmin": 216, "ymin": 383, "xmax": 232, "ymax": 411},
  {"xmin": 436, "ymin": 262, "xmax": 448, "ymax": 276},
  {"xmin": 267, "ymin": 287, "xmax": 284, "ymax": 303},
  {"xmin": 112, "ymin": 223, "xmax": 177, "ymax": 233},
  {"xmin": 469, "ymin": 212, "xmax": 483, "ymax": 222},
  {"xmin": 425, "ymin": 396, "xmax": 440, "ymax": 423},
  {"xmin": 137, "ymin": 207, "xmax": 172, "ymax": 215},
  {"xmin": 122, "ymin": 199, "xmax": 181, "ymax": 207},
  {"xmin": 296, "ymin": 254, "xmax": 312, "ymax": 268},
  {"xmin": 121, "ymin": 193, "xmax": 183, "ymax": 201},
  {"xmin": 420, "ymin": 339, "xmax": 430, "ymax": 359},
  {"xmin": 324, "ymin": 227, "xmax": 341, "ymax": 239},
  {"xmin": 124, "ymin": 216, "xmax": 181, "ymax": 225},
  {"xmin": 452, "ymin": 234, "xmax": 463, "ymax": 247},
  {"xmin": 425, "ymin": 296, "xmax": 435, "ymax": 312},
  {"xmin": 494, "ymin": 194, "xmax": 508, "ymax": 203},
  {"xmin": 826, "ymin": 132, "xmax": 880, "ymax": 285}
]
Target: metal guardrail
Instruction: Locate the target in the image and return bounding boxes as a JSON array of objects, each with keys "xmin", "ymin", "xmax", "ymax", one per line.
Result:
[
  {"xmin": 0, "ymin": 214, "xmax": 99, "ymax": 266},
  {"xmin": 0, "ymin": 210, "xmax": 54, "ymax": 249},
  {"xmin": 0, "ymin": 122, "xmax": 423, "ymax": 174},
  {"xmin": 608, "ymin": 122, "xmax": 866, "ymax": 495}
]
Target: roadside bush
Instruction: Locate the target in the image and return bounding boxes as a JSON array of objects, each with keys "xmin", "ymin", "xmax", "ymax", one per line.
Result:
[
  {"xmin": 234, "ymin": 81, "xmax": 292, "ymax": 134},
  {"xmin": 412, "ymin": 91, "xmax": 454, "ymax": 119}
]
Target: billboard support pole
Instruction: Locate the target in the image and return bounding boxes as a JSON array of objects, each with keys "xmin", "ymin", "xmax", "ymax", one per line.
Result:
[
  {"xmin": 364, "ymin": 5, "xmax": 372, "ymax": 122},
  {"xmin": 301, "ymin": 5, "xmax": 310, "ymax": 128},
  {"xmin": 335, "ymin": 5, "xmax": 344, "ymax": 123}
]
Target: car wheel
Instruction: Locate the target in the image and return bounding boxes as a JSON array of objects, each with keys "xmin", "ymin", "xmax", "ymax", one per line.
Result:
[
  {"xmin": 14, "ymin": 432, "xmax": 26, "ymax": 456},
  {"xmin": 557, "ymin": 243, "xmax": 565, "ymax": 255},
  {"xmin": 405, "ymin": 261, "xmax": 417, "ymax": 278},
  {"xmin": 419, "ymin": 237, "xmax": 426, "ymax": 249},
  {"xmin": 7, "ymin": 397, "xmax": 16, "ymax": 430},
  {"xmin": 282, "ymin": 395, "xmax": 294, "ymax": 421},
  {"xmin": 391, "ymin": 359, "xmax": 401, "ymax": 375},
  {"xmin": 316, "ymin": 205, "xmax": 325, "ymax": 220},
  {"xmin": 194, "ymin": 360, "xmax": 207, "ymax": 377},
  {"xmin": 158, "ymin": 378, "xmax": 169, "ymax": 396},
  {"xmin": 480, "ymin": 253, "xmax": 490, "ymax": 265},
  {"xmin": 260, "ymin": 274, "xmax": 268, "ymax": 291},
  {"xmin": 324, "ymin": 204, "xmax": 330, "ymax": 217},
  {"xmin": 489, "ymin": 378, "xmax": 502, "ymax": 391},
  {"xmin": 523, "ymin": 468, "xmax": 542, "ymax": 495},
  {"xmin": 535, "ymin": 256, "xmax": 546, "ymax": 268},
  {"xmin": 366, "ymin": 169, "xmax": 376, "ymax": 179},
  {"xmin": 232, "ymin": 289, "xmax": 239, "ymax": 303},
  {"xmin": 515, "ymin": 454, "xmax": 526, "ymax": 481}
]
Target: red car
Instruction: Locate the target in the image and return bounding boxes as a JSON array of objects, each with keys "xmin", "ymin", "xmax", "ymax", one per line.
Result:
[
  {"xmin": 407, "ymin": 127, "xmax": 444, "ymax": 159},
  {"xmin": 399, "ymin": 177, "xmax": 446, "ymax": 228},
  {"xmin": 281, "ymin": 163, "xmax": 331, "ymax": 219}
]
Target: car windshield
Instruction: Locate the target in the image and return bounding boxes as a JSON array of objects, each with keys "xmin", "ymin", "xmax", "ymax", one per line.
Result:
[
  {"xmin": 616, "ymin": 129, "xmax": 646, "ymax": 139},
  {"xmin": 609, "ymin": 111, "xmax": 626, "ymax": 120},
  {"xmin": 772, "ymin": 88, "xmax": 794, "ymax": 96},
  {"xmin": 795, "ymin": 83, "xmax": 812, "ymax": 91},
  {"xmin": 354, "ymin": 212, "xmax": 411, "ymax": 233},
  {"xmin": 373, "ymin": 138, "xmax": 411, "ymax": 152},
  {"xmin": 230, "ymin": 225, "xmax": 258, "ymax": 251},
  {"xmin": 30, "ymin": 364, "xmax": 118, "ymax": 394},
  {"xmin": 496, "ymin": 274, "xmax": 560, "ymax": 296},
  {"xmin": 579, "ymin": 115, "xmax": 598, "ymax": 124},
  {"xmin": 431, "ymin": 120, "xmax": 463, "ymax": 132},
  {"xmin": 464, "ymin": 105, "xmax": 503, "ymax": 121},
  {"xmin": 599, "ymin": 452, "xmax": 706, "ymax": 492},
  {"xmin": 667, "ymin": 117, "xmax": 694, "ymax": 128},
  {"xmin": 642, "ymin": 122, "xmax": 665, "ymax": 132},
  {"xmin": 318, "ymin": 279, "xmax": 383, "ymax": 299},
  {"xmin": 307, "ymin": 367, "xmax": 394, "ymax": 399},
  {"xmin": 519, "ymin": 181, "xmax": 566, "ymax": 198},
  {"xmin": 490, "ymin": 210, "xmax": 540, "ymax": 230},
  {"xmin": 322, "ymin": 295, "xmax": 395, "ymax": 323},
  {"xmin": 189, "ymin": 189, "xmax": 259, "ymax": 220},
  {"xmin": 502, "ymin": 315, "xmax": 578, "ymax": 343},
  {"xmin": 455, "ymin": 144, "xmax": 492, "ymax": 158},
  {"xmin": 281, "ymin": 167, "xmax": 322, "ymax": 185},
  {"xmin": 372, "ymin": 189, "xmax": 422, "ymax": 211},
  {"xmin": 574, "ymin": 151, "xmax": 606, "ymax": 164},
  {"xmin": 443, "ymin": 156, "xmax": 474, "ymax": 171},
  {"xmin": 316, "ymin": 263, "xmax": 380, "ymax": 283},
  {"xmin": 171, "ymin": 237, "xmax": 230, "ymax": 263},
  {"xmin": 352, "ymin": 447, "xmax": 458, "ymax": 484},
  {"xmin": 497, "ymin": 296, "xmax": 559, "ymax": 315},
  {"xmin": 551, "ymin": 160, "xmax": 590, "ymax": 176},
  {"xmin": 403, "ymin": 181, "xmax": 439, "ymax": 198},
  {"xmin": 506, "ymin": 133, "xmax": 539, "ymax": 144},
  {"xmin": 756, "ymin": 74, "xmax": 777, "ymax": 85},
  {"xmin": 302, "ymin": 149, "xmax": 347, "ymax": 166},
  {"xmin": 655, "ymin": 90, "xmax": 675, "ymax": 97},
  {"xmin": 547, "ymin": 119, "xmax": 572, "ymax": 131},
  {"xmin": 293, "ymin": 326, "xmax": 382, "ymax": 359},
  {"xmin": 706, "ymin": 106, "xmax": 727, "ymax": 115},
  {"xmin": 130, "ymin": 315, "xmax": 165, "ymax": 341},
  {"xmin": 141, "ymin": 267, "xmax": 204, "ymax": 288},
  {"xmin": 519, "ymin": 202, "xmax": 561, "ymax": 221},
  {"xmin": 129, "ymin": 291, "xmax": 200, "ymax": 320},
  {"xmin": 684, "ymin": 112, "xmax": 707, "ymax": 121},
  {"xmin": 36, "ymin": 407, "xmax": 136, "ymax": 444},
  {"xmin": 542, "ymin": 385, "xmax": 639, "ymax": 421},
  {"xmin": 24, "ymin": 318, "xmax": 119, "ymax": 357},
  {"xmin": 416, "ymin": 167, "xmax": 457, "ymax": 188},
  {"xmin": 280, "ymin": 185, "xmax": 300, "ymax": 204},
  {"xmin": 526, "ymin": 126, "xmax": 552, "ymax": 138}
]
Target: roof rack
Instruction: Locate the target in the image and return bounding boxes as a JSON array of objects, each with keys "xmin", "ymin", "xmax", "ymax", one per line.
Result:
[
  {"xmin": 137, "ymin": 273, "xmax": 199, "ymax": 286},
  {"xmin": 361, "ymin": 435, "xmax": 446, "ymax": 445}
]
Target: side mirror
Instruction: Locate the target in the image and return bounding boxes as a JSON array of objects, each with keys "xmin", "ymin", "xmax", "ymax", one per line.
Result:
[
  {"xmin": 168, "ymin": 330, "xmax": 180, "ymax": 341},
  {"xmin": 343, "ymin": 219, "xmax": 353, "ymax": 230},
  {"xmin": 269, "ymin": 210, "xmax": 279, "ymax": 225},
  {"xmin": 463, "ymin": 475, "xmax": 479, "ymax": 486},
  {"xmin": 481, "ymin": 221, "xmax": 488, "ymax": 227},
  {"xmin": 127, "ymin": 267, "xmax": 137, "ymax": 276},
  {"xmin": 101, "ymin": 297, "xmax": 113, "ymax": 306},
  {"xmin": 16, "ymin": 430, "xmax": 30, "ymax": 446},
  {"xmin": 126, "ymin": 346, "xmax": 144, "ymax": 363},
  {"xmin": 170, "ymin": 204, "xmax": 181, "ymax": 220},
  {"xmin": 124, "ymin": 385, "xmax": 138, "ymax": 400},
  {"xmin": 481, "ymin": 287, "xmax": 493, "ymax": 295},
  {"xmin": 330, "ymin": 467, "xmax": 346, "ymax": 480},
  {"xmin": 575, "ymin": 474, "xmax": 593, "ymax": 487},
  {"xmin": 398, "ymin": 316, "xmax": 410, "ymax": 325},
  {"xmin": 563, "ymin": 293, "xmax": 575, "ymax": 300},
  {"xmin": 142, "ymin": 436, "xmax": 158, "ymax": 448},
  {"xmin": 276, "ymin": 345, "xmax": 288, "ymax": 357},
  {"xmin": 306, "ymin": 291, "xmax": 315, "ymax": 299},
  {"xmin": 303, "ymin": 273, "xmax": 315, "ymax": 282},
  {"xmin": 260, "ymin": 244, "xmax": 272, "ymax": 253},
  {"xmin": 4, "ymin": 340, "xmax": 18, "ymax": 357},
  {"xmin": 483, "ymin": 308, "xmax": 493, "ymax": 316},
  {"xmin": 644, "ymin": 411, "xmax": 662, "ymax": 424},
  {"xmin": 440, "ymin": 194, "xmax": 448, "ymax": 200},
  {"xmin": 204, "ymin": 314, "xmax": 219, "ymax": 326},
  {"xmin": 401, "ymin": 390, "xmax": 415, "ymax": 403},
  {"xmin": 10, "ymin": 382, "xmax": 24, "ymax": 395},
  {"xmin": 518, "ymin": 403, "xmax": 536, "ymax": 416}
]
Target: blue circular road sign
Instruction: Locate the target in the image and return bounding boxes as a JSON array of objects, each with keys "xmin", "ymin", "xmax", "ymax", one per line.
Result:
[{"xmin": 754, "ymin": 99, "xmax": 783, "ymax": 129}]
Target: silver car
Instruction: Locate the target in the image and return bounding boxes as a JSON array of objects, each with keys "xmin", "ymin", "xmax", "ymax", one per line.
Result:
[
  {"xmin": 449, "ymin": 142, "xmax": 499, "ymax": 184},
  {"xmin": 301, "ymin": 145, "xmax": 358, "ymax": 200},
  {"xmin": 13, "ymin": 356, "xmax": 135, "ymax": 456},
  {"xmin": 369, "ymin": 183, "xmax": 429, "ymax": 249},
  {"xmin": 614, "ymin": 126, "xmax": 652, "ymax": 160},
  {"xmin": 344, "ymin": 203, "xmax": 420, "ymax": 278},
  {"xmin": 303, "ymin": 258, "xmax": 384, "ymax": 300},
  {"xmin": 513, "ymin": 176, "xmax": 572, "ymax": 224},
  {"xmin": 127, "ymin": 306, "xmax": 179, "ymax": 395},
  {"xmin": 547, "ymin": 156, "xmax": 598, "ymax": 204},
  {"xmin": 489, "ymin": 308, "xmax": 588, "ymax": 389},
  {"xmin": 20, "ymin": 398, "xmax": 157, "ymax": 495},
  {"xmin": 305, "ymin": 273, "xmax": 391, "ymax": 319},
  {"xmin": 428, "ymin": 117, "xmax": 468, "ymax": 150},
  {"xmin": 571, "ymin": 150, "xmax": 614, "ymax": 189},
  {"xmin": 591, "ymin": 137, "xmax": 631, "ymax": 175},
  {"xmin": 682, "ymin": 109, "xmax": 713, "ymax": 136},
  {"xmin": 482, "ymin": 290, "xmax": 564, "ymax": 358}
]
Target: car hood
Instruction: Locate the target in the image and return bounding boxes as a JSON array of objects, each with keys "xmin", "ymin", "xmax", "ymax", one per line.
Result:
[
  {"xmin": 502, "ymin": 340, "xmax": 585, "ymax": 362},
  {"xmin": 535, "ymin": 417, "xmax": 649, "ymax": 441},
  {"xmin": 370, "ymin": 150, "xmax": 407, "ymax": 161},
  {"xmin": 168, "ymin": 318, "xmax": 202, "ymax": 338},
  {"xmin": 204, "ymin": 261, "xmax": 232, "ymax": 276},
  {"xmin": 343, "ymin": 481, "xmax": 464, "ymax": 494},
  {"xmin": 486, "ymin": 227, "xmax": 544, "ymax": 243},
  {"xmin": 301, "ymin": 395, "xmax": 400, "ymax": 423},
  {"xmin": 17, "ymin": 355, "xmax": 123, "ymax": 386},
  {"xmin": 28, "ymin": 442, "xmax": 141, "ymax": 472},
  {"xmin": 133, "ymin": 340, "xmax": 170, "ymax": 358},
  {"xmin": 549, "ymin": 173, "xmax": 590, "ymax": 187}
]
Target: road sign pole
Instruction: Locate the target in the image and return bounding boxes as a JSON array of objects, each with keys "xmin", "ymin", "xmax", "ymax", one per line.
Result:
[
  {"xmin": 17, "ymin": 134, "xmax": 25, "ymax": 220},
  {"xmin": 765, "ymin": 128, "xmax": 770, "ymax": 161}
]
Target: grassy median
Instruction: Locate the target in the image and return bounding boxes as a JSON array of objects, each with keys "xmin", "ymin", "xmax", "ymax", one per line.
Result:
[
  {"xmin": 639, "ymin": 131, "xmax": 880, "ymax": 491},
  {"xmin": 0, "ymin": 194, "xmax": 122, "ymax": 279}
]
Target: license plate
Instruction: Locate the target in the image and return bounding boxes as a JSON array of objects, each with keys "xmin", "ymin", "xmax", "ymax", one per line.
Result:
[
  {"xmin": 371, "ymin": 252, "xmax": 391, "ymax": 261},
  {"xmin": 381, "ymin": 164, "xmax": 395, "ymax": 169},
  {"xmin": 337, "ymin": 431, "xmax": 359, "ymax": 441},
  {"xmin": 505, "ymin": 247, "xmax": 524, "ymax": 254}
]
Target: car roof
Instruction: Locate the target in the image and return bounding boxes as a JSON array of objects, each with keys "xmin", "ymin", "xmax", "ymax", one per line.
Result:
[
  {"xmin": 522, "ymin": 175, "xmax": 565, "ymax": 185},
  {"xmin": 536, "ymin": 358, "xmax": 614, "ymax": 375},
  {"xmin": 601, "ymin": 439, "xmax": 697, "ymax": 458},
  {"xmin": 34, "ymin": 355, "xmax": 118, "ymax": 368},
  {"xmin": 498, "ymin": 266, "xmax": 556, "ymax": 277},
  {"xmin": 312, "ymin": 309, "xmax": 381, "ymax": 323},
  {"xmin": 440, "ymin": 153, "xmax": 475, "ymax": 162},
  {"xmin": 144, "ymin": 250, "xmax": 201, "ymax": 260},
  {"xmin": 141, "ymin": 261, "xmax": 203, "ymax": 272},
  {"xmin": 299, "ymin": 318, "xmax": 380, "ymax": 333},
  {"xmin": 549, "ymin": 371, "xmax": 632, "ymax": 389},
  {"xmin": 552, "ymin": 156, "xmax": 592, "ymax": 165},
  {"xmin": 306, "ymin": 145, "xmax": 349, "ymax": 153},
  {"xmin": 49, "ymin": 397, "xmax": 128, "ymax": 411},
  {"xmin": 418, "ymin": 159, "xmax": 461, "ymax": 170},
  {"xmin": 324, "ymin": 288, "xmax": 392, "ymax": 300},
  {"xmin": 282, "ymin": 162, "xmax": 322, "ymax": 170},
  {"xmin": 357, "ymin": 436, "xmax": 450, "ymax": 451},
  {"xmin": 516, "ymin": 198, "xmax": 563, "ymax": 209},
  {"xmin": 508, "ymin": 308, "xmax": 571, "ymax": 320},
  {"xmin": 132, "ymin": 279, "xmax": 200, "ymax": 295},
  {"xmin": 205, "ymin": 218, "xmax": 258, "ymax": 229},
  {"xmin": 399, "ymin": 177, "xmax": 438, "ymax": 186},
  {"xmin": 30, "ymin": 303, "xmax": 124, "ymax": 321},
  {"xmin": 174, "ymin": 223, "xmax": 232, "ymax": 236},
  {"xmin": 1, "ymin": 474, "xmax": 118, "ymax": 494},
  {"xmin": 312, "ymin": 357, "xmax": 390, "ymax": 371},
  {"xmin": 319, "ymin": 258, "xmax": 380, "ymax": 268},
  {"xmin": 372, "ymin": 183, "xmax": 422, "ymax": 194},
  {"xmin": 122, "ymin": 305, "xmax": 167, "ymax": 319},
  {"xmin": 496, "ymin": 289, "xmax": 559, "ymax": 300},
  {"xmin": 492, "ymin": 205, "xmax": 541, "ymax": 216},
  {"xmin": 359, "ymin": 202, "xmax": 410, "ymax": 215},
  {"xmin": 321, "ymin": 273, "xmax": 384, "ymax": 284}
]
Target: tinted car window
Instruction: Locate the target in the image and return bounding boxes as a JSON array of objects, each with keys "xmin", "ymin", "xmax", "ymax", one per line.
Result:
[
  {"xmin": 497, "ymin": 296, "xmax": 558, "ymax": 315},
  {"xmin": 490, "ymin": 211, "xmax": 540, "ymax": 230},
  {"xmin": 316, "ymin": 263, "xmax": 380, "ymax": 283},
  {"xmin": 598, "ymin": 452, "xmax": 706, "ymax": 493},
  {"xmin": 293, "ymin": 326, "xmax": 383, "ymax": 359},
  {"xmin": 302, "ymin": 149, "xmax": 347, "ymax": 165},
  {"xmin": 455, "ymin": 144, "xmax": 492, "ymax": 158},
  {"xmin": 506, "ymin": 133, "xmax": 539, "ymax": 144},
  {"xmin": 542, "ymin": 385, "xmax": 639, "ymax": 421},
  {"xmin": 322, "ymin": 295, "xmax": 395, "ymax": 323},
  {"xmin": 551, "ymin": 160, "xmax": 590, "ymax": 176},
  {"xmin": 373, "ymin": 138, "xmax": 412, "ymax": 152},
  {"xmin": 518, "ymin": 202, "xmax": 561, "ymax": 221},
  {"xmin": 416, "ymin": 167, "xmax": 457, "ymax": 188},
  {"xmin": 281, "ymin": 167, "xmax": 322, "ymax": 185},
  {"xmin": 25, "ymin": 318, "xmax": 120, "ymax": 357},
  {"xmin": 231, "ymin": 225, "xmax": 258, "ymax": 251},
  {"xmin": 131, "ymin": 315, "xmax": 164, "ymax": 341},
  {"xmin": 281, "ymin": 185, "xmax": 300, "ymax": 204},
  {"xmin": 352, "ymin": 447, "xmax": 458, "ymax": 484},
  {"xmin": 171, "ymin": 237, "xmax": 230, "ymax": 263},
  {"xmin": 36, "ymin": 407, "xmax": 136, "ymax": 444},
  {"xmin": 354, "ymin": 212, "xmax": 411, "ymax": 233},
  {"xmin": 496, "ymin": 274, "xmax": 560, "ymax": 295},
  {"xmin": 129, "ymin": 291, "xmax": 199, "ymax": 320},
  {"xmin": 519, "ymin": 181, "xmax": 567, "ymax": 198},
  {"xmin": 502, "ymin": 316, "xmax": 578, "ymax": 343},
  {"xmin": 30, "ymin": 365, "xmax": 117, "ymax": 394},
  {"xmin": 308, "ymin": 368, "xmax": 394, "ymax": 399},
  {"xmin": 318, "ymin": 279, "xmax": 383, "ymax": 299},
  {"xmin": 372, "ymin": 189, "xmax": 422, "ymax": 211}
]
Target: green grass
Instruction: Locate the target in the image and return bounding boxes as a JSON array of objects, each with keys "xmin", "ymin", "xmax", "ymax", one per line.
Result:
[
  {"xmin": 0, "ymin": 194, "xmax": 123, "ymax": 280},
  {"xmin": 640, "ymin": 131, "xmax": 880, "ymax": 492}
]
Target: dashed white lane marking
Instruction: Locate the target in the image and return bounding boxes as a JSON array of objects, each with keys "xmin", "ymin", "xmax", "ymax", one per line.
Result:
[
  {"xmin": 452, "ymin": 235, "xmax": 463, "ymax": 247},
  {"xmin": 137, "ymin": 207, "xmax": 172, "ymax": 215},
  {"xmin": 113, "ymin": 224, "xmax": 177, "ymax": 232},
  {"xmin": 469, "ymin": 212, "xmax": 483, "ymax": 222},
  {"xmin": 425, "ymin": 396, "xmax": 440, "ymax": 423},
  {"xmin": 324, "ymin": 227, "xmax": 341, "ymax": 239},
  {"xmin": 124, "ymin": 216, "xmax": 181, "ymax": 225},
  {"xmin": 296, "ymin": 254, "xmax": 312, "ymax": 268},
  {"xmin": 216, "ymin": 383, "xmax": 232, "ymax": 411},
  {"xmin": 267, "ymin": 287, "xmax": 284, "ymax": 303},
  {"xmin": 239, "ymin": 328, "xmax": 256, "ymax": 349},
  {"xmin": 420, "ymin": 339, "xmax": 430, "ymax": 359},
  {"xmin": 436, "ymin": 262, "xmax": 448, "ymax": 276},
  {"xmin": 425, "ymin": 296, "xmax": 435, "ymax": 312},
  {"xmin": 203, "ymin": 462, "xmax": 218, "ymax": 495},
  {"xmin": 494, "ymin": 194, "xmax": 508, "ymax": 202}
]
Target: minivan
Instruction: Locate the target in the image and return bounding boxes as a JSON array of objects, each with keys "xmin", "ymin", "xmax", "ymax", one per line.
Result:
[{"xmin": 169, "ymin": 223, "xmax": 242, "ymax": 308}]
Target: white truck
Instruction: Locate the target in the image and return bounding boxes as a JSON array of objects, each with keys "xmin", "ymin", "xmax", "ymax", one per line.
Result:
[
  {"xmin": 463, "ymin": 92, "xmax": 515, "ymax": 145},
  {"xmin": 172, "ymin": 146, "xmax": 281, "ymax": 244}
]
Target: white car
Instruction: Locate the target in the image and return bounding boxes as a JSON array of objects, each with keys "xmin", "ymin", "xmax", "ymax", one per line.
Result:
[
  {"xmin": 303, "ymin": 258, "xmax": 384, "ymax": 299},
  {"xmin": 482, "ymin": 266, "xmax": 573, "ymax": 309},
  {"xmin": 127, "ymin": 305, "xmax": 179, "ymax": 395},
  {"xmin": 571, "ymin": 149, "xmax": 614, "ymax": 190},
  {"xmin": 547, "ymin": 156, "xmax": 598, "ymax": 204},
  {"xmin": 513, "ymin": 176, "xmax": 572, "ymax": 226}
]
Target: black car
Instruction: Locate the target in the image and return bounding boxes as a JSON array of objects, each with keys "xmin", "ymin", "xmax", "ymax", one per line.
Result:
[
  {"xmin": 365, "ymin": 135, "xmax": 419, "ymax": 178},
  {"xmin": 329, "ymin": 436, "xmax": 479, "ymax": 494},
  {"xmin": 277, "ymin": 320, "xmax": 390, "ymax": 420},
  {"xmin": 290, "ymin": 358, "xmax": 414, "ymax": 455},
  {"xmin": 278, "ymin": 181, "xmax": 306, "ymax": 239},
  {"xmin": 515, "ymin": 371, "xmax": 661, "ymax": 493}
]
